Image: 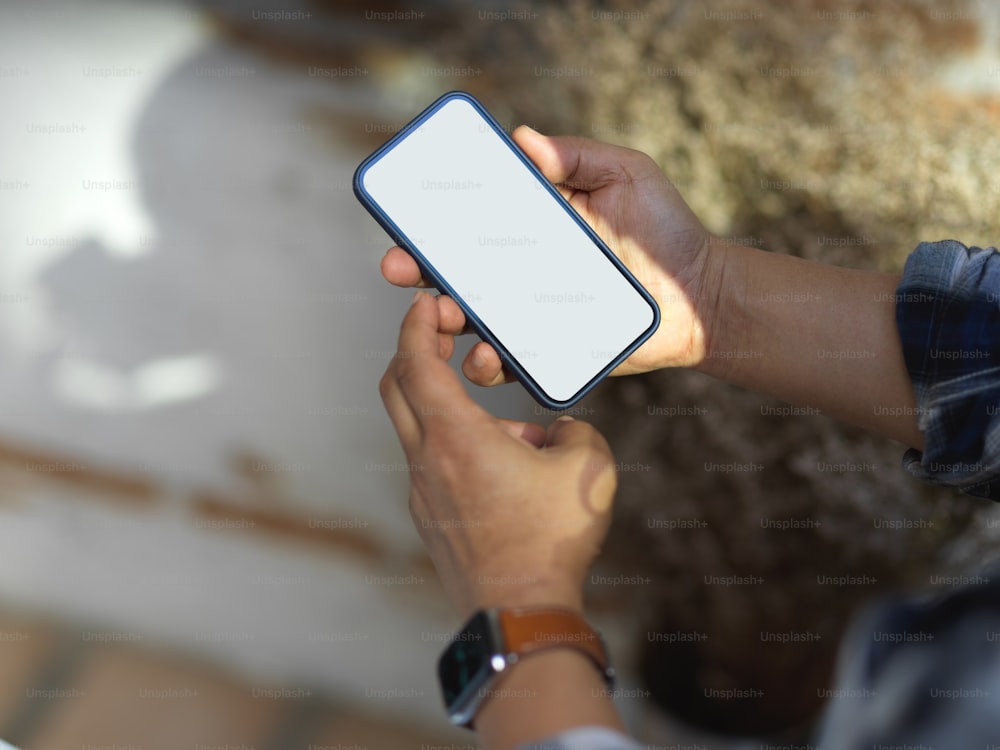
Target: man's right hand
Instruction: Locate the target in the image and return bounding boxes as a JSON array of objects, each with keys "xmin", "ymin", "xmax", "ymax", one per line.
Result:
[{"xmin": 380, "ymin": 125, "xmax": 721, "ymax": 387}]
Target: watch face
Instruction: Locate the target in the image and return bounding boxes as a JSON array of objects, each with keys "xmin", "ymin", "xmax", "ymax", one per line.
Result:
[{"xmin": 437, "ymin": 610, "xmax": 495, "ymax": 711}]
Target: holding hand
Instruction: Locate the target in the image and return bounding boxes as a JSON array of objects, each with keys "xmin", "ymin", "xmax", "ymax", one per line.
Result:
[
  {"xmin": 380, "ymin": 126, "xmax": 719, "ymax": 387},
  {"xmin": 379, "ymin": 292, "xmax": 619, "ymax": 618}
]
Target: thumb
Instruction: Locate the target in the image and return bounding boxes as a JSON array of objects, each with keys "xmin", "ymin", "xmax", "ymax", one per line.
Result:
[
  {"xmin": 497, "ymin": 418, "xmax": 547, "ymax": 448},
  {"xmin": 512, "ymin": 125, "xmax": 651, "ymax": 192},
  {"xmin": 544, "ymin": 416, "xmax": 618, "ymax": 511},
  {"xmin": 544, "ymin": 415, "xmax": 606, "ymax": 453}
]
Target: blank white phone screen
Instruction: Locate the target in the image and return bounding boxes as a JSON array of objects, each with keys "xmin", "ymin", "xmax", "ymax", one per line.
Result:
[{"xmin": 360, "ymin": 97, "xmax": 657, "ymax": 404}]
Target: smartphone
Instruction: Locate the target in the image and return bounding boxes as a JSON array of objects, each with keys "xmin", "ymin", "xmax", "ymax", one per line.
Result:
[{"xmin": 354, "ymin": 91, "xmax": 660, "ymax": 410}]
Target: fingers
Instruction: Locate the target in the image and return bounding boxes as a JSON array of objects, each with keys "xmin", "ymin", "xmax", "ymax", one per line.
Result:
[
  {"xmin": 496, "ymin": 418, "xmax": 547, "ymax": 448},
  {"xmin": 380, "ymin": 249, "xmax": 512, "ymax": 388},
  {"xmin": 378, "ymin": 252, "xmax": 466, "ymax": 334},
  {"xmin": 381, "ymin": 246, "xmax": 430, "ymax": 288},
  {"xmin": 461, "ymin": 342, "xmax": 513, "ymax": 387},
  {"xmin": 389, "ymin": 293, "xmax": 483, "ymax": 430},
  {"xmin": 380, "ymin": 293, "xmax": 440, "ymax": 445},
  {"xmin": 543, "ymin": 416, "xmax": 618, "ymax": 511},
  {"xmin": 543, "ymin": 416, "xmax": 611, "ymax": 456},
  {"xmin": 436, "ymin": 294, "xmax": 466, "ymax": 336},
  {"xmin": 379, "ymin": 363, "xmax": 420, "ymax": 447},
  {"xmin": 512, "ymin": 125, "xmax": 654, "ymax": 193}
]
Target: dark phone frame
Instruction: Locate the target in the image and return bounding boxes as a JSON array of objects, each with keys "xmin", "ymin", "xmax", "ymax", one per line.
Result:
[{"xmin": 353, "ymin": 90, "xmax": 660, "ymax": 410}]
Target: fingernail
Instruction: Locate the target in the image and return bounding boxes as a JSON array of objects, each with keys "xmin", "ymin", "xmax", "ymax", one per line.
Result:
[
  {"xmin": 412, "ymin": 291, "xmax": 423, "ymax": 305},
  {"xmin": 556, "ymin": 415, "xmax": 575, "ymax": 422},
  {"xmin": 472, "ymin": 349, "xmax": 487, "ymax": 368}
]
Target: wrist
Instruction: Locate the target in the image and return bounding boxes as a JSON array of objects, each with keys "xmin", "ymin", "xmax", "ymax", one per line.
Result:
[
  {"xmin": 437, "ymin": 605, "xmax": 621, "ymax": 740},
  {"xmin": 460, "ymin": 576, "xmax": 584, "ymax": 620},
  {"xmin": 692, "ymin": 237, "xmax": 753, "ymax": 380}
]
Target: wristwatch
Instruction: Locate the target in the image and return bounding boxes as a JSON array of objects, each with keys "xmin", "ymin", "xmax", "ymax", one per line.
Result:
[{"xmin": 437, "ymin": 606, "xmax": 616, "ymax": 728}]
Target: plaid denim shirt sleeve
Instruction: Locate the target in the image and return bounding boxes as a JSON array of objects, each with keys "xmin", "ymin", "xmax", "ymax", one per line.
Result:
[{"xmin": 895, "ymin": 240, "xmax": 1000, "ymax": 500}]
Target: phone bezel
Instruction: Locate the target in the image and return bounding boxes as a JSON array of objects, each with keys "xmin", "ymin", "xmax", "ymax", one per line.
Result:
[{"xmin": 353, "ymin": 90, "xmax": 660, "ymax": 410}]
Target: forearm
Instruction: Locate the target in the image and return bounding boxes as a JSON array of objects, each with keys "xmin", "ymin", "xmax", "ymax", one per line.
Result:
[
  {"xmin": 695, "ymin": 240, "xmax": 924, "ymax": 450},
  {"xmin": 474, "ymin": 648, "xmax": 626, "ymax": 750}
]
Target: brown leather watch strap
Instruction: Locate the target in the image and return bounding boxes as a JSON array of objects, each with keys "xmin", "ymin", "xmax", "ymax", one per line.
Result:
[{"xmin": 497, "ymin": 606, "xmax": 613, "ymax": 683}]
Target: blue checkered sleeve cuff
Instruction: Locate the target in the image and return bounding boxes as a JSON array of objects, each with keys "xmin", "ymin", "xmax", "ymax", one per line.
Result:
[{"xmin": 895, "ymin": 240, "xmax": 1000, "ymax": 499}]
